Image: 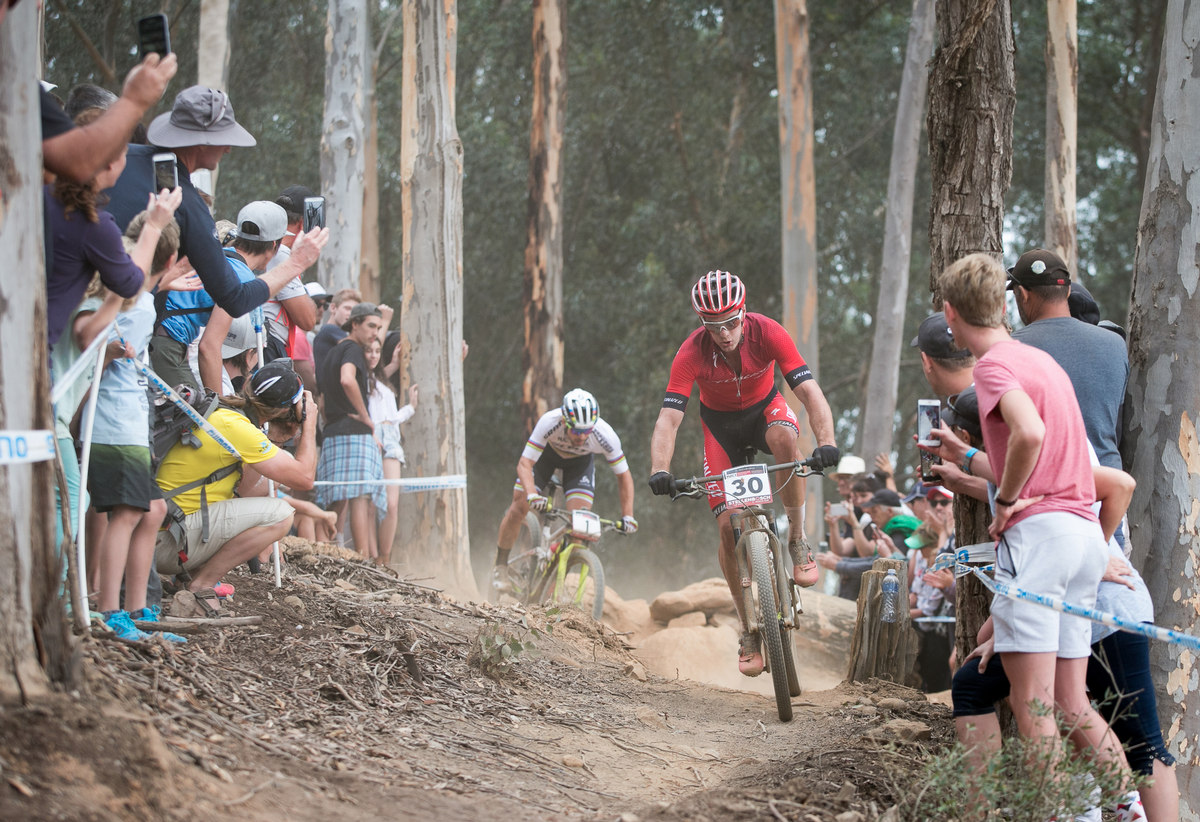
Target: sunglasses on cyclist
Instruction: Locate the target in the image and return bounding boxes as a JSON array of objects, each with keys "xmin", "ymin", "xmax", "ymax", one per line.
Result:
[
  {"xmin": 700, "ymin": 310, "xmax": 744, "ymax": 333},
  {"xmin": 565, "ymin": 424, "xmax": 594, "ymax": 437}
]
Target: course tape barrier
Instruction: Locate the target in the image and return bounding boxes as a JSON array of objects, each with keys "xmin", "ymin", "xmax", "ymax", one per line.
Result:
[
  {"xmin": 0, "ymin": 430, "xmax": 56, "ymax": 464},
  {"xmin": 312, "ymin": 475, "xmax": 467, "ymax": 493},
  {"xmin": 926, "ymin": 547, "xmax": 1200, "ymax": 652},
  {"xmin": 131, "ymin": 360, "xmax": 241, "ymax": 459},
  {"xmin": 50, "ymin": 320, "xmax": 117, "ymax": 405}
]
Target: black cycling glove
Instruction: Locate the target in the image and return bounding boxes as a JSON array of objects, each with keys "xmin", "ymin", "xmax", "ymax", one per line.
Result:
[
  {"xmin": 648, "ymin": 471, "xmax": 675, "ymax": 496},
  {"xmin": 810, "ymin": 445, "xmax": 840, "ymax": 469}
]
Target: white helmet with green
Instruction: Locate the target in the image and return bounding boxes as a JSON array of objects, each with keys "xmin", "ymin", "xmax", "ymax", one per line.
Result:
[{"xmin": 561, "ymin": 388, "xmax": 599, "ymax": 431}]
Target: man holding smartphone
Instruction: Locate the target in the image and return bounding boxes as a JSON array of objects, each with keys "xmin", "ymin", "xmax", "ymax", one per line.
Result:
[{"xmin": 105, "ymin": 86, "xmax": 329, "ymax": 320}]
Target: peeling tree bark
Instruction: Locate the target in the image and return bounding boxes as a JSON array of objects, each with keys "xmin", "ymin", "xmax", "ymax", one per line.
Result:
[
  {"xmin": 1044, "ymin": 0, "xmax": 1077, "ymax": 268},
  {"xmin": 1123, "ymin": 0, "xmax": 1200, "ymax": 811},
  {"xmin": 319, "ymin": 0, "xmax": 369, "ymax": 296},
  {"xmin": 927, "ymin": 0, "xmax": 1014, "ymax": 667},
  {"xmin": 397, "ymin": 0, "xmax": 473, "ymax": 597},
  {"xmin": 521, "ymin": 0, "xmax": 566, "ymax": 433},
  {"xmin": 860, "ymin": 0, "xmax": 935, "ymax": 462},
  {"xmin": 0, "ymin": 2, "xmax": 71, "ymax": 704},
  {"xmin": 774, "ymin": 0, "xmax": 822, "ymax": 543}
]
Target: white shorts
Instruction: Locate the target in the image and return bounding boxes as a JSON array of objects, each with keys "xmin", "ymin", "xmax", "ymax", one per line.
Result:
[
  {"xmin": 991, "ymin": 511, "xmax": 1107, "ymax": 659},
  {"xmin": 155, "ymin": 497, "xmax": 293, "ymax": 575}
]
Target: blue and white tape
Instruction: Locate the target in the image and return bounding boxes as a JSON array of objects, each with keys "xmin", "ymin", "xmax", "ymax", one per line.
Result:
[
  {"xmin": 0, "ymin": 430, "xmax": 56, "ymax": 465},
  {"xmin": 131, "ymin": 360, "xmax": 240, "ymax": 459},
  {"xmin": 311, "ymin": 474, "xmax": 467, "ymax": 493}
]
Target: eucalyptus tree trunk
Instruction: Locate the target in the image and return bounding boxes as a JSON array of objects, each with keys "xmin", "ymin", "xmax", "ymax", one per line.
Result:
[
  {"xmin": 197, "ymin": 0, "xmax": 231, "ymax": 193},
  {"xmin": 860, "ymin": 0, "xmax": 936, "ymax": 462},
  {"xmin": 397, "ymin": 0, "xmax": 473, "ymax": 596},
  {"xmin": 773, "ymin": 0, "xmax": 821, "ymax": 543},
  {"xmin": 1044, "ymin": 0, "xmax": 1077, "ymax": 268},
  {"xmin": 319, "ymin": 0, "xmax": 369, "ymax": 296},
  {"xmin": 0, "ymin": 2, "xmax": 71, "ymax": 703},
  {"xmin": 521, "ymin": 0, "xmax": 566, "ymax": 434},
  {"xmin": 360, "ymin": 70, "xmax": 381, "ymax": 303},
  {"xmin": 927, "ymin": 0, "xmax": 1014, "ymax": 666},
  {"xmin": 1122, "ymin": 0, "xmax": 1200, "ymax": 810}
]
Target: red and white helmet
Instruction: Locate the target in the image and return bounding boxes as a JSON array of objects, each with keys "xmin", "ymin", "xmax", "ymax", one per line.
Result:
[{"xmin": 691, "ymin": 270, "xmax": 746, "ymax": 317}]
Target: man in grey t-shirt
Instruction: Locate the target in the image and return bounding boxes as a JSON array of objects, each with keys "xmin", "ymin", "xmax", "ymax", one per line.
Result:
[{"xmin": 1008, "ymin": 248, "xmax": 1129, "ymax": 469}]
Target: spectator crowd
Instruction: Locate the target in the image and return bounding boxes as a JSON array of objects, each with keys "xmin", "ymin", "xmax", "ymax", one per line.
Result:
[{"xmin": 40, "ymin": 63, "xmax": 418, "ymax": 643}]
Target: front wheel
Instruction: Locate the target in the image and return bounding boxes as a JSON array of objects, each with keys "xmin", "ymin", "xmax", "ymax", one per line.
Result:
[
  {"xmin": 749, "ymin": 532, "xmax": 791, "ymax": 722},
  {"xmin": 491, "ymin": 512, "xmax": 544, "ymax": 605},
  {"xmin": 552, "ymin": 545, "xmax": 606, "ymax": 621}
]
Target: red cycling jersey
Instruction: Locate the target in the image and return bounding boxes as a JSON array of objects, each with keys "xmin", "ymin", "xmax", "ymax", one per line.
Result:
[{"xmin": 662, "ymin": 313, "xmax": 812, "ymax": 413}]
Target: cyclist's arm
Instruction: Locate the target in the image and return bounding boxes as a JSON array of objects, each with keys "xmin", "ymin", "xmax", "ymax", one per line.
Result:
[
  {"xmin": 616, "ymin": 470, "xmax": 635, "ymax": 519},
  {"xmin": 650, "ymin": 407, "xmax": 685, "ymax": 474},
  {"xmin": 791, "ymin": 379, "xmax": 836, "ymax": 448},
  {"xmin": 515, "ymin": 455, "xmax": 538, "ymax": 500}
]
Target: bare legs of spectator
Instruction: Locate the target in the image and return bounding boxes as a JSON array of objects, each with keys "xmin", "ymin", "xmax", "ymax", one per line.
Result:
[
  {"xmin": 377, "ymin": 457, "xmax": 401, "ymax": 566},
  {"xmin": 1005, "ymin": 651, "xmax": 1134, "ymax": 787},
  {"xmin": 348, "ymin": 496, "xmax": 375, "ymax": 560},
  {"xmin": 86, "ymin": 507, "xmax": 107, "ymax": 595},
  {"xmin": 96, "ymin": 500, "xmax": 165, "ymax": 613},
  {"xmin": 1140, "ymin": 761, "xmax": 1179, "ymax": 822},
  {"xmin": 955, "ymin": 714, "xmax": 1001, "ymax": 776},
  {"xmin": 186, "ymin": 516, "xmax": 293, "ymax": 592}
]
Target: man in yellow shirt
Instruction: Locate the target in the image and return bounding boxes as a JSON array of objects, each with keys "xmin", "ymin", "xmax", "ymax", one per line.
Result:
[{"xmin": 155, "ymin": 360, "xmax": 317, "ymax": 610}]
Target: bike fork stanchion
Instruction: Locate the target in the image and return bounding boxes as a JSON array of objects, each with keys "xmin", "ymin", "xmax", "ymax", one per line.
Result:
[{"xmin": 733, "ymin": 519, "xmax": 758, "ymax": 635}]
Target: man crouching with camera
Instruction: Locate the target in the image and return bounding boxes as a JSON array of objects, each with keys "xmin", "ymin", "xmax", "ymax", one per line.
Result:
[{"xmin": 154, "ymin": 359, "xmax": 316, "ymax": 615}]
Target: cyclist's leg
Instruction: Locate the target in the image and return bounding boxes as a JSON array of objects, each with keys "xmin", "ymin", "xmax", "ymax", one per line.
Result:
[
  {"xmin": 560, "ymin": 454, "xmax": 596, "ymax": 511},
  {"xmin": 759, "ymin": 396, "xmax": 816, "ymax": 585}
]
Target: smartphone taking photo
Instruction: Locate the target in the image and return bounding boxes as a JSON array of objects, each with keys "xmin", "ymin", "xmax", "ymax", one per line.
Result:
[
  {"xmin": 829, "ymin": 502, "xmax": 849, "ymax": 518},
  {"xmin": 917, "ymin": 399, "xmax": 942, "ymax": 447},
  {"xmin": 152, "ymin": 152, "xmax": 178, "ymax": 192},
  {"xmin": 137, "ymin": 14, "xmax": 171, "ymax": 60},
  {"xmin": 303, "ymin": 196, "xmax": 326, "ymax": 233}
]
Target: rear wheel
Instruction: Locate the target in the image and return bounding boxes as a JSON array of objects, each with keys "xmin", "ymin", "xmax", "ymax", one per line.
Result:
[
  {"xmin": 554, "ymin": 545, "xmax": 606, "ymax": 621},
  {"xmin": 749, "ymin": 532, "xmax": 792, "ymax": 722}
]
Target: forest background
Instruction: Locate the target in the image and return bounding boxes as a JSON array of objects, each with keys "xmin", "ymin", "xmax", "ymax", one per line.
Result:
[{"xmin": 42, "ymin": 0, "xmax": 1161, "ymax": 599}]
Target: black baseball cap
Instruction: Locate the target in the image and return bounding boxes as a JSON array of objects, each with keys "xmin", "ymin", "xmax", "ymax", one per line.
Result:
[
  {"xmin": 911, "ymin": 312, "xmax": 971, "ymax": 360},
  {"xmin": 1007, "ymin": 248, "xmax": 1071, "ymax": 290},
  {"xmin": 1068, "ymin": 282, "xmax": 1100, "ymax": 325},
  {"xmin": 249, "ymin": 359, "xmax": 303, "ymax": 408},
  {"xmin": 276, "ymin": 185, "xmax": 316, "ymax": 219},
  {"xmin": 941, "ymin": 385, "xmax": 982, "ymax": 442},
  {"xmin": 862, "ymin": 488, "xmax": 902, "ymax": 509}
]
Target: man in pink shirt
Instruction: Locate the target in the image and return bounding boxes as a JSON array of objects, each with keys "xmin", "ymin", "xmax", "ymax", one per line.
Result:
[{"xmin": 937, "ymin": 254, "xmax": 1132, "ymax": 793}]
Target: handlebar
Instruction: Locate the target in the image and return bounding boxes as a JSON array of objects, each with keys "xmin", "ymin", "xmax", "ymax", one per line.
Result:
[
  {"xmin": 541, "ymin": 504, "xmax": 633, "ymax": 534},
  {"xmin": 672, "ymin": 458, "xmax": 824, "ymax": 500}
]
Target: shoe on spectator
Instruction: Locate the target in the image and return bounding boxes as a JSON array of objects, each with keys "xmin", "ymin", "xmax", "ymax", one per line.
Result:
[
  {"xmin": 247, "ymin": 557, "xmax": 262, "ymax": 574},
  {"xmin": 103, "ymin": 610, "xmax": 153, "ymax": 642},
  {"xmin": 1113, "ymin": 791, "xmax": 1147, "ymax": 822},
  {"xmin": 130, "ymin": 606, "xmax": 187, "ymax": 644},
  {"xmin": 738, "ymin": 632, "xmax": 764, "ymax": 677},
  {"xmin": 789, "ymin": 537, "xmax": 818, "ymax": 587},
  {"xmin": 491, "ymin": 565, "xmax": 511, "ymax": 594},
  {"xmin": 212, "ymin": 582, "xmax": 234, "ymax": 599}
]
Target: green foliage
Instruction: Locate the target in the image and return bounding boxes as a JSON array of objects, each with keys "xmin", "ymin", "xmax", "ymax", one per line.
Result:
[
  {"xmin": 468, "ymin": 610, "xmax": 559, "ymax": 679},
  {"xmin": 894, "ymin": 730, "xmax": 1141, "ymax": 822}
]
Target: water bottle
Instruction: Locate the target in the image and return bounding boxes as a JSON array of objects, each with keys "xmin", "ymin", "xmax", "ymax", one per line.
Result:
[{"xmin": 881, "ymin": 568, "xmax": 899, "ymax": 624}]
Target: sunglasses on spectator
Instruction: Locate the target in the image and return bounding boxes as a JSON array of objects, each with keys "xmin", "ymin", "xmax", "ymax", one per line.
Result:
[
  {"xmin": 701, "ymin": 310, "xmax": 744, "ymax": 333},
  {"xmin": 928, "ymin": 497, "xmax": 952, "ymax": 507}
]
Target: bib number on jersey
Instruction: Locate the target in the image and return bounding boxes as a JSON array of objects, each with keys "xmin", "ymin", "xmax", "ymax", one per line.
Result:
[
  {"xmin": 722, "ymin": 463, "xmax": 772, "ymax": 507},
  {"xmin": 570, "ymin": 509, "xmax": 602, "ymax": 541}
]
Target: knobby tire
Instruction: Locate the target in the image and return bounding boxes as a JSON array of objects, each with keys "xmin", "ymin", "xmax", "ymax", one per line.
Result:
[
  {"xmin": 492, "ymin": 512, "xmax": 544, "ymax": 605},
  {"xmin": 558, "ymin": 545, "xmax": 606, "ymax": 621},
  {"xmin": 749, "ymin": 532, "xmax": 792, "ymax": 722}
]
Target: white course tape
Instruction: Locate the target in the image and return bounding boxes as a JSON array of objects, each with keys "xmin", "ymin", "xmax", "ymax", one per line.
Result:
[
  {"xmin": 50, "ymin": 320, "xmax": 116, "ymax": 405},
  {"xmin": 312, "ymin": 474, "xmax": 467, "ymax": 493},
  {"xmin": 0, "ymin": 430, "xmax": 56, "ymax": 464}
]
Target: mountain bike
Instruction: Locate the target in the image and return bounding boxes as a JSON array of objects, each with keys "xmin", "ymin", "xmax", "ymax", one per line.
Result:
[
  {"xmin": 673, "ymin": 458, "xmax": 822, "ymax": 722},
  {"xmin": 494, "ymin": 481, "xmax": 632, "ymax": 620}
]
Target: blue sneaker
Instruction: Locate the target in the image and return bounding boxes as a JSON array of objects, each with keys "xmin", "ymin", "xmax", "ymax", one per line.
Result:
[
  {"xmin": 130, "ymin": 606, "xmax": 188, "ymax": 644},
  {"xmin": 103, "ymin": 610, "xmax": 153, "ymax": 642}
]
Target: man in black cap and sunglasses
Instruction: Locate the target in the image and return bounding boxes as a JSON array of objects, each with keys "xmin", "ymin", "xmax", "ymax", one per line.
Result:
[{"xmin": 106, "ymin": 86, "xmax": 330, "ymax": 320}]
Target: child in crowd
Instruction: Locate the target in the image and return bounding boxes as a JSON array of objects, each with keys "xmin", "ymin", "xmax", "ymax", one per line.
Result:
[
  {"xmin": 74, "ymin": 208, "xmax": 184, "ymax": 642},
  {"xmin": 365, "ymin": 336, "xmax": 418, "ymax": 566}
]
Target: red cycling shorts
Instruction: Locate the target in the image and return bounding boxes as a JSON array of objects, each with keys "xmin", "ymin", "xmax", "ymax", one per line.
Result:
[{"xmin": 699, "ymin": 388, "xmax": 799, "ymax": 514}]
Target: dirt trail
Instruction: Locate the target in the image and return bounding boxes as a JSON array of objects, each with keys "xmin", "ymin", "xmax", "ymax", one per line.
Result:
[{"xmin": 0, "ymin": 543, "xmax": 952, "ymax": 821}]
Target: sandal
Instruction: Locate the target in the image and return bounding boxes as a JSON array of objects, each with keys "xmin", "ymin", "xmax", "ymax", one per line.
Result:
[{"xmin": 168, "ymin": 589, "xmax": 222, "ymax": 619}]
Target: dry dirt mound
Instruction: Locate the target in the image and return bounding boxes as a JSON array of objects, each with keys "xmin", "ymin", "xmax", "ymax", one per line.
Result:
[{"xmin": 0, "ymin": 541, "xmax": 952, "ymax": 821}]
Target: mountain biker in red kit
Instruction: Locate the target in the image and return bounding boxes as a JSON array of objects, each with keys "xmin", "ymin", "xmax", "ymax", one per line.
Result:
[{"xmin": 648, "ymin": 270, "xmax": 839, "ymax": 677}]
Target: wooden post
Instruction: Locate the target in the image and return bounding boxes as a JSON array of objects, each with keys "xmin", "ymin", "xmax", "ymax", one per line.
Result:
[{"xmin": 846, "ymin": 557, "xmax": 917, "ymax": 685}]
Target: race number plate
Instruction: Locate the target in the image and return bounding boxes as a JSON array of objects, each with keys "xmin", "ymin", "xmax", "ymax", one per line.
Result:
[
  {"xmin": 570, "ymin": 509, "xmax": 602, "ymax": 541},
  {"xmin": 722, "ymin": 463, "xmax": 773, "ymax": 507}
]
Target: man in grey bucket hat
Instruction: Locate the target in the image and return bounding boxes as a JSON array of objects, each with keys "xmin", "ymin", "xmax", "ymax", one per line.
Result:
[{"xmin": 105, "ymin": 86, "xmax": 329, "ymax": 321}]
